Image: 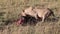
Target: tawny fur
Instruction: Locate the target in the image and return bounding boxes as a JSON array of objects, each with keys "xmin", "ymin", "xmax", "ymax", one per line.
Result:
[
  {"xmin": 21, "ymin": 7, "xmax": 38, "ymax": 19},
  {"xmin": 21, "ymin": 6, "xmax": 55, "ymax": 22}
]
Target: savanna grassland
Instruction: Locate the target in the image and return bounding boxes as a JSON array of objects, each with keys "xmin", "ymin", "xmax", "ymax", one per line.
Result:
[{"xmin": 0, "ymin": 0, "xmax": 60, "ymax": 34}]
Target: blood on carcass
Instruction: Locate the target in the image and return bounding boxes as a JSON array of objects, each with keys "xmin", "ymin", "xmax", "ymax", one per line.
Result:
[{"xmin": 16, "ymin": 17, "xmax": 24, "ymax": 25}]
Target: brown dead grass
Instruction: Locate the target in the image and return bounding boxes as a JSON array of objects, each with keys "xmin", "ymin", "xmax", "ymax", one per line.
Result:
[{"xmin": 0, "ymin": 0, "xmax": 60, "ymax": 34}]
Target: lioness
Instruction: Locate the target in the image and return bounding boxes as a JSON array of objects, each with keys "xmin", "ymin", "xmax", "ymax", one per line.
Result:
[{"xmin": 21, "ymin": 7, "xmax": 55, "ymax": 22}]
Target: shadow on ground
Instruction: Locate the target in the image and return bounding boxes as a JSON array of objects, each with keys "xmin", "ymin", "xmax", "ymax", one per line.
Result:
[{"xmin": 45, "ymin": 16, "xmax": 60, "ymax": 22}]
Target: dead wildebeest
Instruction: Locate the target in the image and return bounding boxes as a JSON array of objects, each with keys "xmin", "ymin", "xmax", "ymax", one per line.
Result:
[
  {"xmin": 20, "ymin": 6, "xmax": 55, "ymax": 22},
  {"xmin": 16, "ymin": 15, "xmax": 36, "ymax": 26}
]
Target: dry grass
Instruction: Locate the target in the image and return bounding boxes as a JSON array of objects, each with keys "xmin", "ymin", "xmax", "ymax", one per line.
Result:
[{"xmin": 0, "ymin": 0, "xmax": 60, "ymax": 34}]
